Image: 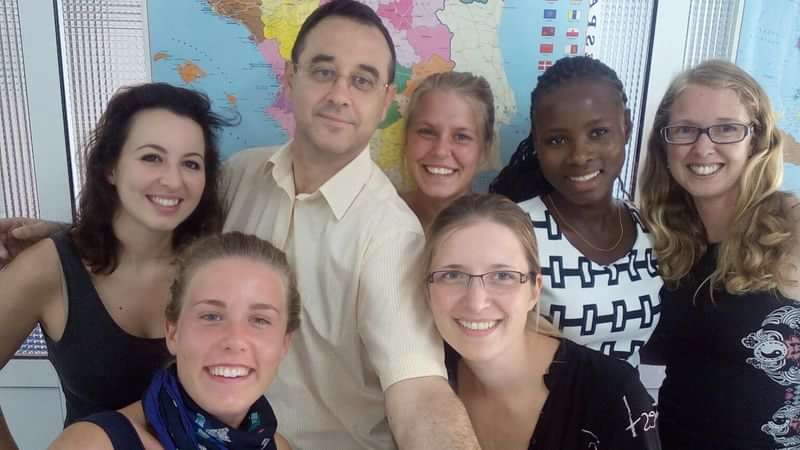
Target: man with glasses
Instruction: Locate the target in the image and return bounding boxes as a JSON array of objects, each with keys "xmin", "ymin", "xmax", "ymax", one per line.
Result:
[
  {"xmin": 0, "ymin": 1, "xmax": 479, "ymax": 449},
  {"xmin": 221, "ymin": 1, "xmax": 479, "ymax": 449}
]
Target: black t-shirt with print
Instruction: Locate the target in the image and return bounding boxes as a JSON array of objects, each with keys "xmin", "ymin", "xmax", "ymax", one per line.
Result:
[
  {"xmin": 645, "ymin": 244, "xmax": 800, "ymax": 449},
  {"xmin": 447, "ymin": 338, "xmax": 661, "ymax": 450}
]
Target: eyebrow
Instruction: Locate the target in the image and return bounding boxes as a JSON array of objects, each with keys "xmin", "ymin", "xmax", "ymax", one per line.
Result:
[
  {"xmin": 135, "ymin": 144, "xmax": 203, "ymax": 160},
  {"xmin": 308, "ymin": 54, "xmax": 382, "ymax": 81},
  {"xmin": 433, "ymin": 263, "xmax": 516, "ymax": 271},
  {"xmin": 192, "ymin": 298, "xmax": 281, "ymax": 315}
]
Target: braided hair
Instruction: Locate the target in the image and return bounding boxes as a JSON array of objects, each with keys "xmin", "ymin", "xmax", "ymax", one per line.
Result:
[{"xmin": 489, "ymin": 56, "xmax": 628, "ymax": 202}]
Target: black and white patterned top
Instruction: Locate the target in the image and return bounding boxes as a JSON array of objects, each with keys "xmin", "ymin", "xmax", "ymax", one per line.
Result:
[{"xmin": 518, "ymin": 196, "xmax": 663, "ymax": 366}]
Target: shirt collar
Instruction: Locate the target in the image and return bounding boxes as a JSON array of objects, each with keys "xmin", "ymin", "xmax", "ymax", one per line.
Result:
[{"xmin": 267, "ymin": 141, "xmax": 374, "ymax": 221}]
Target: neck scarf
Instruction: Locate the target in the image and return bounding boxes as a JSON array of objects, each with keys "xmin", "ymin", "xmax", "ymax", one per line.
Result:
[{"xmin": 143, "ymin": 365, "xmax": 277, "ymax": 450}]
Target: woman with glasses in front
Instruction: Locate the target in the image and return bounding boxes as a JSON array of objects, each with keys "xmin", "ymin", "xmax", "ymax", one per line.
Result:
[
  {"xmin": 640, "ymin": 60, "xmax": 800, "ymax": 449},
  {"xmin": 423, "ymin": 193, "xmax": 661, "ymax": 450}
]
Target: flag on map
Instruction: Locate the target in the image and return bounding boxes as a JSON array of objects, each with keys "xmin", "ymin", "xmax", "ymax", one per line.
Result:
[
  {"xmin": 540, "ymin": 43, "xmax": 554, "ymax": 54},
  {"xmin": 541, "ymin": 26, "xmax": 555, "ymax": 37},
  {"xmin": 568, "ymin": 9, "xmax": 580, "ymax": 20},
  {"xmin": 565, "ymin": 44, "xmax": 579, "ymax": 55},
  {"xmin": 544, "ymin": 9, "xmax": 557, "ymax": 19},
  {"xmin": 566, "ymin": 28, "xmax": 579, "ymax": 38},
  {"xmin": 538, "ymin": 60, "xmax": 553, "ymax": 71}
]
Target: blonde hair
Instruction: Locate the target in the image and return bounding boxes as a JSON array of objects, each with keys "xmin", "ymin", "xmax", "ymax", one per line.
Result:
[
  {"xmin": 640, "ymin": 59, "xmax": 794, "ymax": 295},
  {"xmin": 422, "ymin": 193, "xmax": 559, "ymax": 335},
  {"xmin": 166, "ymin": 232, "xmax": 301, "ymax": 333},
  {"xmin": 406, "ymin": 71, "xmax": 495, "ymax": 149}
]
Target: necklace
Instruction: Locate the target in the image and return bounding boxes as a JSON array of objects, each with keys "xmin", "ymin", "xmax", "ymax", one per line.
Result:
[{"xmin": 545, "ymin": 194, "xmax": 624, "ymax": 253}]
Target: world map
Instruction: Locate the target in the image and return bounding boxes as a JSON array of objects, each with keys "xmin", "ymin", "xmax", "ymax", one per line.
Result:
[
  {"xmin": 148, "ymin": 0, "xmax": 591, "ymax": 190},
  {"xmin": 736, "ymin": 0, "xmax": 800, "ymax": 194}
]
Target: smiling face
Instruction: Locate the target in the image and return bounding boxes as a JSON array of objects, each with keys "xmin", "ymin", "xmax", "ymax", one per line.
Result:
[
  {"xmin": 286, "ymin": 16, "xmax": 395, "ymax": 164},
  {"xmin": 405, "ymin": 89, "xmax": 486, "ymax": 204},
  {"xmin": 533, "ymin": 79, "xmax": 629, "ymax": 207},
  {"xmin": 664, "ymin": 84, "xmax": 753, "ymax": 211},
  {"xmin": 166, "ymin": 256, "xmax": 292, "ymax": 428},
  {"xmin": 428, "ymin": 219, "xmax": 540, "ymax": 363},
  {"xmin": 109, "ymin": 108, "xmax": 206, "ymax": 234}
]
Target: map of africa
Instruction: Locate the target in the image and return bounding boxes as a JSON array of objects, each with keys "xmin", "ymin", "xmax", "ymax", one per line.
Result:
[
  {"xmin": 148, "ymin": 0, "xmax": 591, "ymax": 190},
  {"xmin": 736, "ymin": 0, "xmax": 800, "ymax": 194}
]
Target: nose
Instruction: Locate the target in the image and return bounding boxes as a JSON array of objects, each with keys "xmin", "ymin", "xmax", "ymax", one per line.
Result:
[
  {"xmin": 325, "ymin": 74, "xmax": 351, "ymax": 107},
  {"xmin": 222, "ymin": 320, "xmax": 248, "ymax": 353},
  {"xmin": 566, "ymin": 140, "xmax": 593, "ymax": 165},
  {"xmin": 690, "ymin": 131, "xmax": 716, "ymax": 156},
  {"xmin": 159, "ymin": 163, "xmax": 183, "ymax": 190},
  {"xmin": 431, "ymin": 135, "xmax": 450, "ymax": 157},
  {"xmin": 463, "ymin": 277, "xmax": 490, "ymax": 312}
]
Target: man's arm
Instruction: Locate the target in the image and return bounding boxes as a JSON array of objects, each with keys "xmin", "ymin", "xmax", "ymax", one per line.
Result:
[
  {"xmin": 385, "ymin": 376, "xmax": 480, "ymax": 450},
  {"xmin": 0, "ymin": 218, "xmax": 66, "ymax": 264}
]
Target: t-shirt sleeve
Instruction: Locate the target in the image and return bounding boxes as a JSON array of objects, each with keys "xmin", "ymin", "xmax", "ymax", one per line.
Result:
[
  {"xmin": 356, "ymin": 229, "xmax": 447, "ymax": 391},
  {"xmin": 640, "ymin": 288, "xmax": 670, "ymax": 365},
  {"xmin": 606, "ymin": 374, "xmax": 662, "ymax": 450}
]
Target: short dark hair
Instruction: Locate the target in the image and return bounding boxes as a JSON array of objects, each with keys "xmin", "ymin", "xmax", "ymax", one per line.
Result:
[
  {"xmin": 489, "ymin": 56, "xmax": 628, "ymax": 202},
  {"xmin": 73, "ymin": 82, "xmax": 234, "ymax": 274},
  {"xmin": 290, "ymin": 0, "xmax": 397, "ymax": 84}
]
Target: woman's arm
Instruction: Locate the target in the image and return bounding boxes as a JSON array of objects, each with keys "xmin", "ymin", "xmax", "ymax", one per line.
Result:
[
  {"xmin": 275, "ymin": 432, "xmax": 291, "ymax": 450},
  {"xmin": 0, "ymin": 239, "xmax": 64, "ymax": 448},
  {"xmin": 47, "ymin": 422, "xmax": 114, "ymax": 450}
]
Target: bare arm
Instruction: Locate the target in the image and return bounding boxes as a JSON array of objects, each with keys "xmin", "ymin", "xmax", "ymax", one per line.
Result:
[
  {"xmin": 275, "ymin": 432, "xmax": 291, "ymax": 450},
  {"xmin": 0, "ymin": 409, "xmax": 19, "ymax": 450},
  {"xmin": 0, "ymin": 218, "xmax": 66, "ymax": 265},
  {"xmin": 47, "ymin": 422, "xmax": 113, "ymax": 450},
  {"xmin": 385, "ymin": 376, "xmax": 480, "ymax": 450},
  {"xmin": 0, "ymin": 240, "xmax": 64, "ymax": 449}
]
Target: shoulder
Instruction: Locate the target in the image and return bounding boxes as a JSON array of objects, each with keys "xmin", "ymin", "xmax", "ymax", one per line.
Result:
[
  {"xmin": 358, "ymin": 165, "xmax": 425, "ymax": 239},
  {"xmin": 560, "ymin": 340, "xmax": 640, "ymax": 388},
  {"xmin": 3, "ymin": 236, "xmax": 62, "ymax": 298},
  {"xmin": 780, "ymin": 194, "xmax": 800, "ymax": 299},
  {"xmin": 275, "ymin": 432, "xmax": 292, "ymax": 450},
  {"xmin": 48, "ymin": 421, "xmax": 114, "ymax": 450},
  {"xmin": 517, "ymin": 195, "xmax": 545, "ymax": 217},
  {"xmin": 223, "ymin": 145, "xmax": 281, "ymax": 179}
]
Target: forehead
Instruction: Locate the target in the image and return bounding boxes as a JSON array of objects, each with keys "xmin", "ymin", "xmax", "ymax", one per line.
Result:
[
  {"xmin": 298, "ymin": 16, "xmax": 392, "ymax": 79},
  {"xmin": 535, "ymin": 79, "xmax": 623, "ymax": 126},
  {"xmin": 124, "ymin": 109, "xmax": 205, "ymax": 149},
  {"xmin": 411, "ymin": 89, "xmax": 481, "ymax": 127},
  {"xmin": 669, "ymin": 84, "xmax": 750, "ymax": 122},
  {"xmin": 433, "ymin": 220, "xmax": 528, "ymax": 267},
  {"xmin": 185, "ymin": 257, "xmax": 287, "ymax": 307}
]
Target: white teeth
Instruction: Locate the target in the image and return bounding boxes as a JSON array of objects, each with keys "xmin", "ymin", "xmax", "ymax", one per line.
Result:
[
  {"xmin": 569, "ymin": 171, "xmax": 600, "ymax": 182},
  {"xmin": 209, "ymin": 366, "xmax": 249, "ymax": 378},
  {"xmin": 457, "ymin": 319, "xmax": 499, "ymax": 331},
  {"xmin": 150, "ymin": 196, "xmax": 180, "ymax": 207},
  {"xmin": 425, "ymin": 166, "xmax": 455, "ymax": 176},
  {"xmin": 688, "ymin": 164, "xmax": 722, "ymax": 176}
]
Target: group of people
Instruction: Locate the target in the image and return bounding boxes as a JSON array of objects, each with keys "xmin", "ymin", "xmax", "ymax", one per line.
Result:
[{"xmin": 0, "ymin": 1, "xmax": 797, "ymax": 449}]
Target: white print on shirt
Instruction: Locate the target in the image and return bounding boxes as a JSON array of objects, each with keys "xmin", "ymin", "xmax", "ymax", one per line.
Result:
[
  {"xmin": 580, "ymin": 429, "xmax": 600, "ymax": 449},
  {"xmin": 761, "ymin": 403, "xmax": 800, "ymax": 449},
  {"xmin": 741, "ymin": 305, "xmax": 800, "ymax": 386},
  {"xmin": 623, "ymin": 396, "xmax": 658, "ymax": 438}
]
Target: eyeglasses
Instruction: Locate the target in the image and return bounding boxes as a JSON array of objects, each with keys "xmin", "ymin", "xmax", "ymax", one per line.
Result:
[
  {"xmin": 427, "ymin": 270, "xmax": 534, "ymax": 293},
  {"xmin": 660, "ymin": 123, "xmax": 753, "ymax": 145},
  {"xmin": 294, "ymin": 62, "xmax": 388, "ymax": 94}
]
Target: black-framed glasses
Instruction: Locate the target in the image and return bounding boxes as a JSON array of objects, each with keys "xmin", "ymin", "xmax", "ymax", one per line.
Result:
[
  {"xmin": 660, "ymin": 123, "xmax": 753, "ymax": 145},
  {"xmin": 427, "ymin": 270, "xmax": 534, "ymax": 293},
  {"xmin": 294, "ymin": 62, "xmax": 389, "ymax": 94}
]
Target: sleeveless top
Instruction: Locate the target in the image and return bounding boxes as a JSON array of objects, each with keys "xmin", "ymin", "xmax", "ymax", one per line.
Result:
[
  {"xmin": 518, "ymin": 196, "xmax": 663, "ymax": 366},
  {"xmin": 81, "ymin": 411, "xmax": 145, "ymax": 450},
  {"xmin": 44, "ymin": 231, "xmax": 171, "ymax": 426},
  {"xmin": 649, "ymin": 243, "xmax": 800, "ymax": 449}
]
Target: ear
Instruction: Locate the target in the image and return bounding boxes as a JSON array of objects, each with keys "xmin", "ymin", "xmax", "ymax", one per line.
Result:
[
  {"xmin": 281, "ymin": 331, "xmax": 294, "ymax": 359},
  {"xmin": 284, "ymin": 62, "xmax": 297, "ymax": 96},
  {"xmin": 380, "ymin": 84, "xmax": 397, "ymax": 122},
  {"xmin": 527, "ymin": 272, "xmax": 543, "ymax": 312},
  {"xmin": 165, "ymin": 319, "xmax": 179, "ymax": 357},
  {"xmin": 623, "ymin": 108, "xmax": 633, "ymax": 144}
]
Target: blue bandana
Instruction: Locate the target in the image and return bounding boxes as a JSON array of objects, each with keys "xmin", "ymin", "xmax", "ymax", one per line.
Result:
[{"xmin": 143, "ymin": 365, "xmax": 278, "ymax": 450}]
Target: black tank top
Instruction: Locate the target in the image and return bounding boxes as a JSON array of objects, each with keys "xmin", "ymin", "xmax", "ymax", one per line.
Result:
[
  {"xmin": 81, "ymin": 411, "xmax": 145, "ymax": 450},
  {"xmin": 651, "ymin": 244, "xmax": 800, "ymax": 449},
  {"xmin": 45, "ymin": 231, "xmax": 171, "ymax": 426}
]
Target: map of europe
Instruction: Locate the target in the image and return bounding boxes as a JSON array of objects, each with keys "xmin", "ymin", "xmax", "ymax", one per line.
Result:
[{"xmin": 149, "ymin": 0, "xmax": 590, "ymax": 190}]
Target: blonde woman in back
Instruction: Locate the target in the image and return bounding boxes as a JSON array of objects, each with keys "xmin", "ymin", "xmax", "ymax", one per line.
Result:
[{"xmin": 640, "ymin": 60, "xmax": 800, "ymax": 449}]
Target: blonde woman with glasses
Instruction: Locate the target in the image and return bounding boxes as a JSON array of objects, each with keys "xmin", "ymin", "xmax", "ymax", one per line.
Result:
[
  {"xmin": 424, "ymin": 193, "xmax": 660, "ymax": 450},
  {"xmin": 640, "ymin": 59, "xmax": 800, "ymax": 449}
]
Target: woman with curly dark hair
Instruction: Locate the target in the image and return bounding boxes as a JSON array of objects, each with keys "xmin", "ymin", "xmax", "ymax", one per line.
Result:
[{"xmin": 0, "ymin": 82, "xmax": 232, "ymax": 448}]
